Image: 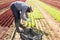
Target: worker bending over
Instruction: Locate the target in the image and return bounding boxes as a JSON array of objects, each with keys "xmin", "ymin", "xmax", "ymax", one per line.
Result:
[{"xmin": 10, "ymin": 1, "xmax": 33, "ymax": 33}]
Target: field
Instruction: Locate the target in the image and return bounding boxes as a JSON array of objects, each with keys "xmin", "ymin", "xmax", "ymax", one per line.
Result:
[
  {"xmin": 0, "ymin": 0, "xmax": 15, "ymax": 4},
  {"xmin": 40, "ymin": 0, "xmax": 60, "ymax": 9},
  {"xmin": 0, "ymin": 0, "xmax": 60, "ymax": 40},
  {"xmin": 37, "ymin": 0, "xmax": 60, "ymax": 22},
  {"xmin": 24, "ymin": 0, "xmax": 60, "ymax": 40}
]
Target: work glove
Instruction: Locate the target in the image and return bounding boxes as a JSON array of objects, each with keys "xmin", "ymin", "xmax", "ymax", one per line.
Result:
[{"xmin": 26, "ymin": 18, "xmax": 31, "ymax": 22}]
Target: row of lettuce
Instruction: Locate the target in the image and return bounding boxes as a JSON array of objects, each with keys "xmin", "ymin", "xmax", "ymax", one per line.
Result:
[
  {"xmin": 35, "ymin": 0, "xmax": 60, "ymax": 22},
  {"xmin": 25, "ymin": 0, "xmax": 44, "ymax": 28}
]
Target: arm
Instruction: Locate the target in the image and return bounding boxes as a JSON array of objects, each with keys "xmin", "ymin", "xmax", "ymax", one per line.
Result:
[
  {"xmin": 20, "ymin": 10, "xmax": 27, "ymax": 21},
  {"xmin": 20, "ymin": 6, "xmax": 29, "ymax": 21},
  {"xmin": 25, "ymin": 12, "xmax": 28, "ymax": 18}
]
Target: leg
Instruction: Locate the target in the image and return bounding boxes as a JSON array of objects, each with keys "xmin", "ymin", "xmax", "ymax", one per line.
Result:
[
  {"xmin": 11, "ymin": 4, "xmax": 19, "ymax": 25},
  {"xmin": 17, "ymin": 11, "xmax": 26, "ymax": 29},
  {"xmin": 10, "ymin": 4, "xmax": 21, "ymax": 33},
  {"xmin": 17, "ymin": 11, "xmax": 20, "ymax": 24}
]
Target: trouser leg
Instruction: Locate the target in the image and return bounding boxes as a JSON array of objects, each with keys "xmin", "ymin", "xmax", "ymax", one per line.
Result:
[{"xmin": 10, "ymin": 4, "xmax": 21, "ymax": 33}]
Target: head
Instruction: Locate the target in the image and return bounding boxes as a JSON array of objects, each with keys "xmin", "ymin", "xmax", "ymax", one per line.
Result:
[{"xmin": 26, "ymin": 6, "xmax": 33, "ymax": 13}]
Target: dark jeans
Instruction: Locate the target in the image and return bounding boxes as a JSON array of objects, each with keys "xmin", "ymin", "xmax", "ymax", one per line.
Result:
[
  {"xmin": 11, "ymin": 4, "xmax": 20, "ymax": 24},
  {"xmin": 10, "ymin": 4, "xmax": 25, "ymax": 33},
  {"xmin": 10, "ymin": 4, "xmax": 21, "ymax": 33}
]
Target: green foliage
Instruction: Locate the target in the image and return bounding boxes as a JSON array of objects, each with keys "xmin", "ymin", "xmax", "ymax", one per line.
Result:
[
  {"xmin": 26, "ymin": 0, "xmax": 43, "ymax": 28},
  {"xmin": 35, "ymin": 0, "xmax": 60, "ymax": 22}
]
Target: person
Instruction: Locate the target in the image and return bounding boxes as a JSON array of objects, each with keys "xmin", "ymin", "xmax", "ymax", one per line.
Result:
[{"xmin": 10, "ymin": 1, "xmax": 33, "ymax": 33}]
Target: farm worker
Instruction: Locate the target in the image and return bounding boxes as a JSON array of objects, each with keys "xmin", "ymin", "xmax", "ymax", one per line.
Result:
[{"xmin": 10, "ymin": 1, "xmax": 33, "ymax": 33}]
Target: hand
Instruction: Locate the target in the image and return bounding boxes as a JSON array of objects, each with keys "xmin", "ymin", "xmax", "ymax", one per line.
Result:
[{"xmin": 26, "ymin": 18, "xmax": 31, "ymax": 22}]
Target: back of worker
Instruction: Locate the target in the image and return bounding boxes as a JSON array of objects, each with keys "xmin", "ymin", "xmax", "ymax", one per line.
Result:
[{"xmin": 10, "ymin": 1, "xmax": 28, "ymax": 11}]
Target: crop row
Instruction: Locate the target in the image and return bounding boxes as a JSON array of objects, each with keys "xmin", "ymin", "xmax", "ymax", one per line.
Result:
[
  {"xmin": 25, "ymin": 0, "xmax": 44, "ymax": 28},
  {"xmin": 40, "ymin": 0, "xmax": 60, "ymax": 9},
  {"xmin": 0, "ymin": 9, "xmax": 14, "ymax": 27},
  {"xmin": 0, "ymin": 2, "xmax": 12, "ymax": 10},
  {"xmin": 36, "ymin": 0, "xmax": 60, "ymax": 22}
]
